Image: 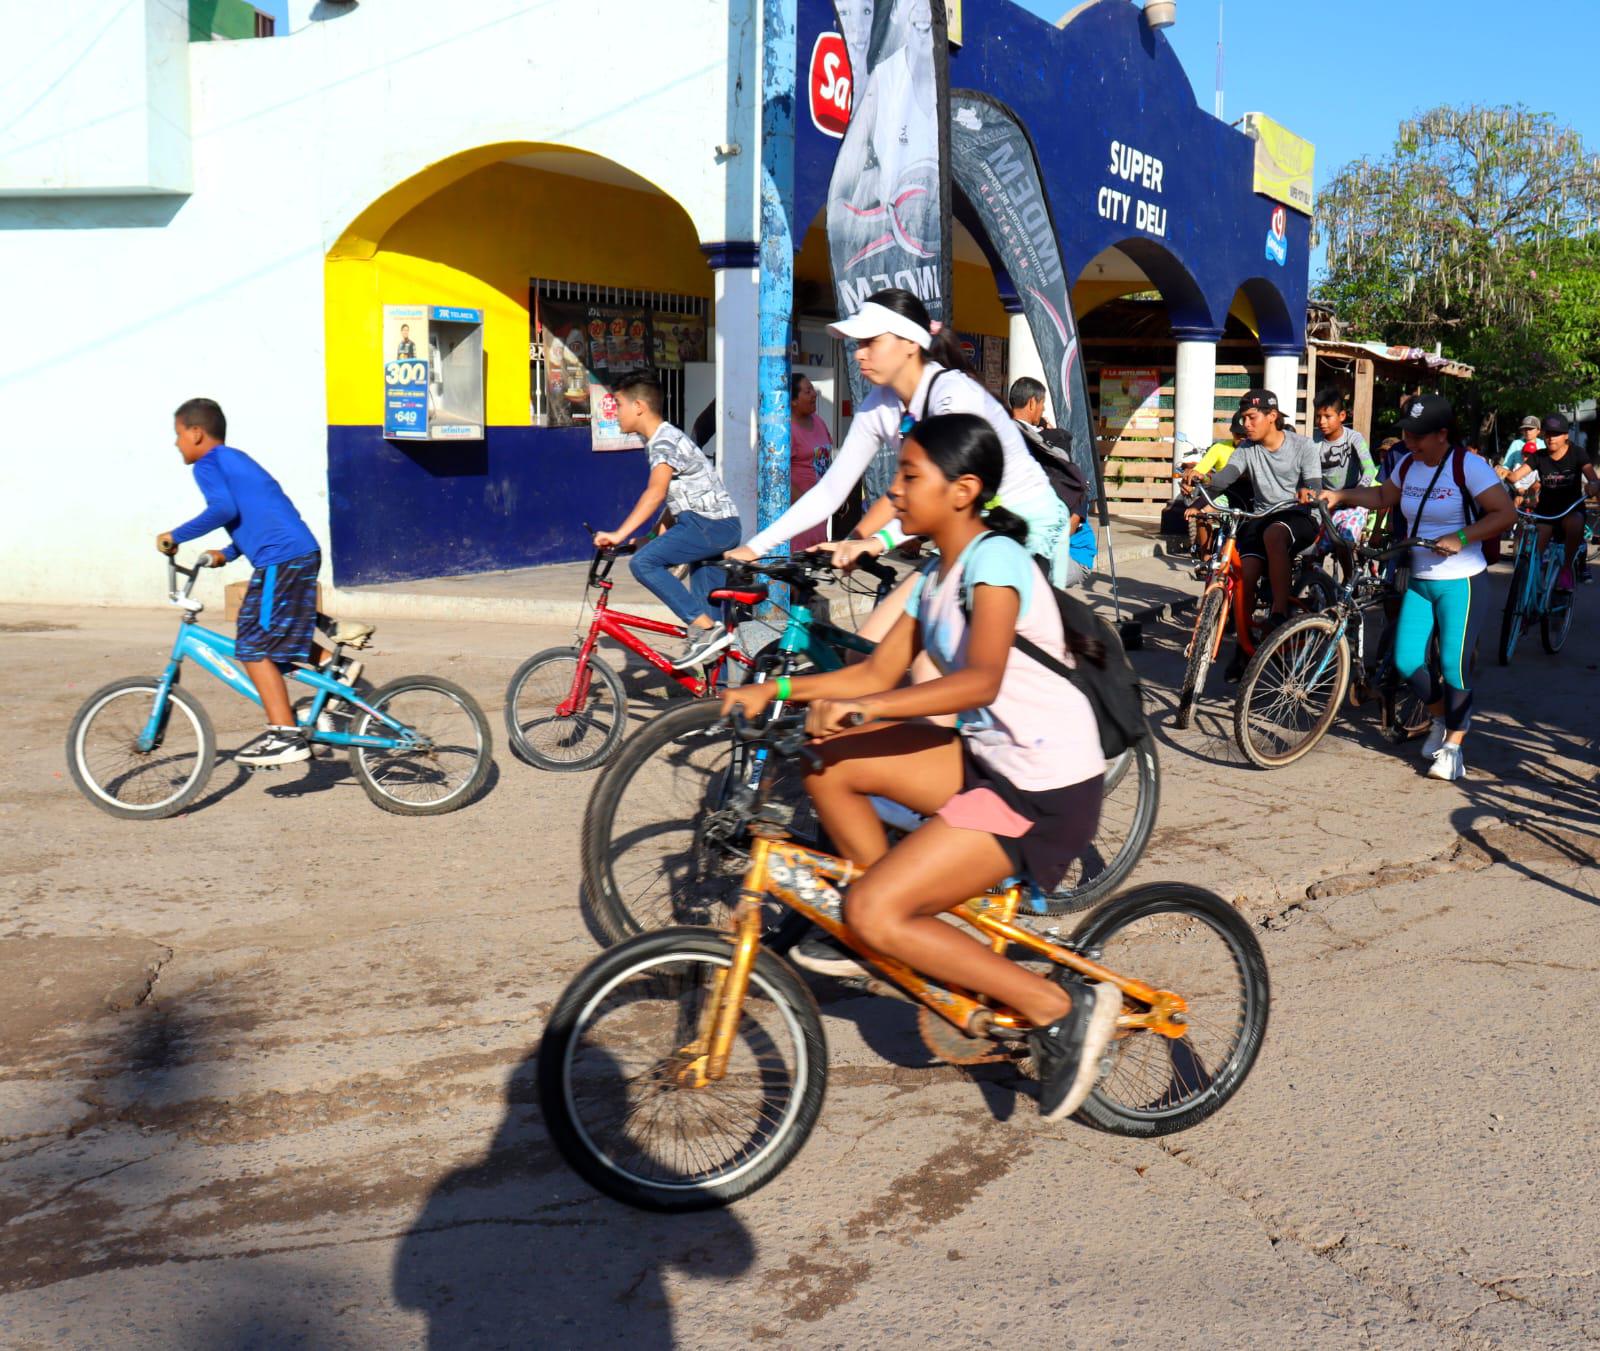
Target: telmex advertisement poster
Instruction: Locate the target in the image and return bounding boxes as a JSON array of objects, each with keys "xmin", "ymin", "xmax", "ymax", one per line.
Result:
[{"xmin": 1243, "ymin": 112, "xmax": 1315, "ymax": 216}]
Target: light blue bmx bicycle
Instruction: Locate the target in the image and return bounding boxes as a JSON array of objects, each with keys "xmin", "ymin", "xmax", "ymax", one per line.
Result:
[{"xmin": 66, "ymin": 556, "xmax": 493, "ymax": 820}]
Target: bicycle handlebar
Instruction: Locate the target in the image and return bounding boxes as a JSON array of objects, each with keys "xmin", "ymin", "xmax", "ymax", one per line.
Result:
[
  {"xmin": 1189, "ymin": 481, "xmax": 1281, "ymax": 520},
  {"xmin": 1516, "ymin": 501, "xmax": 1591, "ymax": 523},
  {"xmin": 724, "ymin": 708, "xmax": 822, "ymax": 771}
]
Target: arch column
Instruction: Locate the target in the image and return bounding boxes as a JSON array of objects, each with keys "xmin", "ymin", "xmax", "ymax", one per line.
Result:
[
  {"xmin": 1263, "ymin": 343, "xmax": 1304, "ymax": 429},
  {"xmin": 1000, "ymin": 278, "xmax": 1056, "ymax": 425},
  {"xmin": 701, "ymin": 242, "xmax": 761, "ymax": 530},
  {"xmin": 1172, "ymin": 325, "xmax": 1223, "ymax": 480}
]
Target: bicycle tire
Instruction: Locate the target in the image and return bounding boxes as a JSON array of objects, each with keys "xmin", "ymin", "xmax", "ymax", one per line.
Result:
[
  {"xmin": 1067, "ymin": 883, "xmax": 1269, "ymax": 1137},
  {"xmin": 581, "ymin": 701, "xmax": 816, "ymax": 946},
  {"xmin": 1233, "ymin": 612, "xmax": 1349, "ymax": 769},
  {"xmin": 349, "ymin": 675, "xmax": 493, "ymax": 815},
  {"xmin": 1037, "ymin": 738, "xmax": 1160, "ymax": 916},
  {"xmin": 538, "ymin": 928, "xmax": 827, "ymax": 1211},
  {"xmin": 1294, "ymin": 565, "xmax": 1338, "ymax": 613},
  {"xmin": 1174, "ymin": 588, "xmax": 1226, "ymax": 730},
  {"xmin": 1541, "ymin": 575, "xmax": 1575, "ymax": 654},
  {"xmin": 66, "ymin": 677, "xmax": 216, "ymax": 821},
  {"xmin": 1498, "ymin": 550, "xmax": 1530, "ymax": 666},
  {"xmin": 504, "ymin": 646, "xmax": 629, "ymax": 772}
]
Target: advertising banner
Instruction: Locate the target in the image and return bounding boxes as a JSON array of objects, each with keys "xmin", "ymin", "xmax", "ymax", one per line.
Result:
[
  {"xmin": 1242, "ymin": 112, "xmax": 1315, "ymax": 216},
  {"xmin": 949, "ymin": 91, "xmax": 1096, "ymax": 499},
  {"xmin": 536, "ymin": 292, "xmax": 651, "ymax": 447},
  {"xmin": 382, "ymin": 305, "xmax": 429, "ymax": 440},
  {"xmin": 1099, "ymin": 367, "xmax": 1163, "ymax": 434},
  {"xmin": 824, "ymin": 0, "xmax": 952, "ymax": 409}
]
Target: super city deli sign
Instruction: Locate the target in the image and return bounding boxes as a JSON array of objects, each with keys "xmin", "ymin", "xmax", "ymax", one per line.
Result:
[{"xmin": 1096, "ymin": 139, "xmax": 1168, "ymax": 238}]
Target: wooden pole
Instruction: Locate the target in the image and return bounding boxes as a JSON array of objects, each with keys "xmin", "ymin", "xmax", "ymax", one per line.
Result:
[{"xmin": 1352, "ymin": 358, "xmax": 1375, "ymax": 444}]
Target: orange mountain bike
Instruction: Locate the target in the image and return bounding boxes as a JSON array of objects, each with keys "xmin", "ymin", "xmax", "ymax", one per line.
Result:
[
  {"xmin": 538, "ymin": 713, "xmax": 1269, "ymax": 1211},
  {"xmin": 1173, "ymin": 485, "xmax": 1336, "ymax": 729}
]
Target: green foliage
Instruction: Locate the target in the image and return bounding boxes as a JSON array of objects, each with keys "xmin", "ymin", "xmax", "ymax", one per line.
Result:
[{"xmin": 1315, "ymin": 106, "xmax": 1600, "ymax": 419}]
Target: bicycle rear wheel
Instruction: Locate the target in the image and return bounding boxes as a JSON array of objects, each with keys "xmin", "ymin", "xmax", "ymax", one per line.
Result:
[
  {"xmin": 66, "ymin": 678, "xmax": 215, "ymax": 820},
  {"xmin": 1035, "ymin": 738, "xmax": 1159, "ymax": 917},
  {"xmin": 349, "ymin": 676, "xmax": 493, "ymax": 814},
  {"xmin": 1174, "ymin": 588, "xmax": 1225, "ymax": 730},
  {"xmin": 1498, "ymin": 551, "xmax": 1530, "ymax": 666},
  {"xmin": 1233, "ymin": 613, "xmax": 1349, "ymax": 768},
  {"xmin": 581, "ymin": 701, "xmax": 816, "ymax": 944},
  {"xmin": 538, "ymin": 928, "xmax": 827, "ymax": 1211},
  {"xmin": 505, "ymin": 646, "xmax": 628, "ymax": 771},
  {"xmin": 1066, "ymin": 884, "xmax": 1269, "ymax": 1137}
]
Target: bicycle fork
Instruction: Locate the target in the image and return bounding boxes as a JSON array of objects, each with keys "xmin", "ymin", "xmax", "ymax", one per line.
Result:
[{"xmin": 676, "ymin": 896, "xmax": 764, "ymax": 1088}]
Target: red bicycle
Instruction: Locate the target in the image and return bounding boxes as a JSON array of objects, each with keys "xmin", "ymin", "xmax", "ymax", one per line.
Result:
[{"xmin": 504, "ymin": 542, "xmax": 767, "ymax": 771}]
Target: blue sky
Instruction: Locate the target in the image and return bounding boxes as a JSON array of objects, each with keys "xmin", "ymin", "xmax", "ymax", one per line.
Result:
[{"xmin": 1018, "ymin": 0, "xmax": 1600, "ymax": 204}]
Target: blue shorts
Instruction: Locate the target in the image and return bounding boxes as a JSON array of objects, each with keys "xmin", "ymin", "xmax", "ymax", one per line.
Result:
[{"xmin": 236, "ymin": 550, "xmax": 321, "ymax": 663}]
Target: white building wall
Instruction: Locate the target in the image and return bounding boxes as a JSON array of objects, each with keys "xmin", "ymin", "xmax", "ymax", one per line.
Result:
[{"xmin": 0, "ymin": 0, "xmax": 756, "ymax": 606}]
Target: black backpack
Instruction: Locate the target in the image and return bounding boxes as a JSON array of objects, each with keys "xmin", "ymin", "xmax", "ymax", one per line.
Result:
[
  {"xmin": 954, "ymin": 534, "xmax": 1150, "ymax": 759},
  {"xmin": 1020, "ymin": 424, "xmax": 1090, "ymax": 519}
]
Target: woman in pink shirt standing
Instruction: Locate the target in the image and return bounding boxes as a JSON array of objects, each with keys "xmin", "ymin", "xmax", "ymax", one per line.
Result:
[{"xmin": 789, "ymin": 373, "xmax": 834, "ymax": 551}]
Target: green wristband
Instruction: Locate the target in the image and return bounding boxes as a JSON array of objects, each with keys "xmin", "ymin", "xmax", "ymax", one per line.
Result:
[
  {"xmin": 874, "ymin": 528, "xmax": 895, "ymax": 550},
  {"xmin": 775, "ymin": 676, "xmax": 792, "ymax": 701},
  {"xmin": 1457, "ymin": 528, "xmax": 1469, "ymax": 546}
]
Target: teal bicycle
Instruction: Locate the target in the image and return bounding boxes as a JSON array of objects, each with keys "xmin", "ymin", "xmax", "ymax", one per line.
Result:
[
  {"xmin": 580, "ymin": 552, "xmax": 1161, "ymax": 942},
  {"xmin": 1498, "ymin": 502, "xmax": 1586, "ymax": 666},
  {"xmin": 66, "ymin": 556, "xmax": 493, "ymax": 820}
]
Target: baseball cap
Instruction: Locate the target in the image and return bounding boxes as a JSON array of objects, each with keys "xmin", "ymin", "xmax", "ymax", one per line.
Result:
[
  {"xmin": 1237, "ymin": 388, "xmax": 1279, "ymax": 413},
  {"xmin": 1396, "ymin": 394, "xmax": 1453, "ymax": 435},
  {"xmin": 1541, "ymin": 412, "xmax": 1571, "ymax": 437},
  {"xmin": 1518, "ymin": 415, "xmax": 1540, "ymax": 431}
]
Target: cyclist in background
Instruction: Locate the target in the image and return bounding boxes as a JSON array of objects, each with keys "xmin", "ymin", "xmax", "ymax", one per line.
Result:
[
  {"xmin": 1319, "ymin": 395, "xmax": 1514, "ymax": 782},
  {"xmin": 1516, "ymin": 413, "xmax": 1599, "ymax": 593},
  {"xmin": 1312, "ymin": 386, "xmax": 1376, "ymax": 544},
  {"xmin": 722, "ymin": 413, "xmax": 1119, "ymax": 1121}
]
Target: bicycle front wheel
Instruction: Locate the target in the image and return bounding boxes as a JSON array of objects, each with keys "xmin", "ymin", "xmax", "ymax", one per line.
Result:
[
  {"xmin": 1541, "ymin": 575, "xmax": 1575, "ymax": 654},
  {"xmin": 1234, "ymin": 613, "xmax": 1349, "ymax": 768},
  {"xmin": 1498, "ymin": 551, "xmax": 1530, "ymax": 666},
  {"xmin": 350, "ymin": 676, "xmax": 493, "ymax": 815},
  {"xmin": 1036, "ymin": 738, "xmax": 1160, "ymax": 917},
  {"xmin": 538, "ymin": 928, "xmax": 827, "ymax": 1211},
  {"xmin": 581, "ymin": 701, "xmax": 817, "ymax": 944},
  {"xmin": 66, "ymin": 677, "xmax": 215, "ymax": 820},
  {"xmin": 1174, "ymin": 588, "xmax": 1226, "ymax": 730},
  {"xmin": 1067, "ymin": 883, "xmax": 1269, "ymax": 1137},
  {"xmin": 505, "ymin": 646, "xmax": 628, "ymax": 772}
]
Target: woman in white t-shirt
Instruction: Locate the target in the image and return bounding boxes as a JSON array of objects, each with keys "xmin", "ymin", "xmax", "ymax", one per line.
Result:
[
  {"xmin": 727, "ymin": 288, "xmax": 1071, "ymax": 589},
  {"xmin": 721, "ymin": 413, "xmax": 1116, "ymax": 1122},
  {"xmin": 1321, "ymin": 395, "xmax": 1514, "ymax": 782}
]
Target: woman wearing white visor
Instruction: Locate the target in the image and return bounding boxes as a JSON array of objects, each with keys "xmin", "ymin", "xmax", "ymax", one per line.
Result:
[{"xmin": 726, "ymin": 288, "xmax": 1070, "ymax": 593}]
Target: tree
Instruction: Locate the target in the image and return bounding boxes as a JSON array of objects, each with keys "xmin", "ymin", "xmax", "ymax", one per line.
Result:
[{"xmin": 1314, "ymin": 106, "xmax": 1600, "ymax": 419}]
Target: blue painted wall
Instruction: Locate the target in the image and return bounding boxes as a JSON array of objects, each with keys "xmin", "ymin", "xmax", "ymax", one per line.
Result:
[
  {"xmin": 795, "ymin": 0, "xmax": 1310, "ymax": 345},
  {"xmin": 327, "ymin": 425, "xmax": 646, "ymax": 587}
]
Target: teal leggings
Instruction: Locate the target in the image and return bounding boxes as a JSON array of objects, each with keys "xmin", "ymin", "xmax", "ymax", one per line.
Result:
[{"xmin": 1394, "ymin": 572, "xmax": 1486, "ymax": 732}]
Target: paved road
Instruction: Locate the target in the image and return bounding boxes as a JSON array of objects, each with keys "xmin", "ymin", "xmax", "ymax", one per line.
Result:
[{"xmin": 2, "ymin": 572, "xmax": 1597, "ymax": 1348}]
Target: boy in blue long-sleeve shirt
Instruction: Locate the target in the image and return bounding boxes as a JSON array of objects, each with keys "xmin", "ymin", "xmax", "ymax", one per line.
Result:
[{"xmin": 156, "ymin": 398, "xmax": 321, "ymax": 767}]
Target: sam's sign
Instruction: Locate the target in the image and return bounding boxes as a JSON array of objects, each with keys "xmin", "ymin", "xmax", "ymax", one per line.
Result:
[{"xmin": 809, "ymin": 33, "xmax": 852, "ymax": 139}]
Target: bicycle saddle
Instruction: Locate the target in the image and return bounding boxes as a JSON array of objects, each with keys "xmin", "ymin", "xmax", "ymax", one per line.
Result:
[
  {"xmin": 331, "ymin": 621, "xmax": 376, "ymax": 647},
  {"xmin": 707, "ymin": 586, "xmax": 768, "ymax": 605}
]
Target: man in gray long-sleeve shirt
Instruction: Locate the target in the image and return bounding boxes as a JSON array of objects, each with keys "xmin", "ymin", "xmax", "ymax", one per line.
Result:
[{"xmin": 1192, "ymin": 388, "xmax": 1322, "ymax": 678}]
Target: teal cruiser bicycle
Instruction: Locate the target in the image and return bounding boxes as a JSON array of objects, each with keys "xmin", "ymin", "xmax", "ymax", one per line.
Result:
[
  {"xmin": 66, "ymin": 556, "xmax": 493, "ymax": 820},
  {"xmin": 1498, "ymin": 501, "xmax": 1588, "ymax": 666},
  {"xmin": 580, "ymin": 552, "xmax": 1161, "ymax": 943}
]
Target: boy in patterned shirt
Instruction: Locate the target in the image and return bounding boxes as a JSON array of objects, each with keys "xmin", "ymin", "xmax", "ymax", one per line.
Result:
[{"xmin": 593, "ymin": 372, "xmax": 745, "ymax": 668}]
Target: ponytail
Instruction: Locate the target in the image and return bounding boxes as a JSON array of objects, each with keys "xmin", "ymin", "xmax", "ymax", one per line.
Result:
[
  {"xmin": 925, "ymin": 326, "xmax": 975, "ymax": 377},
  {"xmin": 980, "ymin": 502, "xmax": 1029, "ymax": 545}
]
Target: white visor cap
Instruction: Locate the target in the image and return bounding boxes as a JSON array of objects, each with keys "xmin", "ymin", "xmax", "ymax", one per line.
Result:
[{"xmin": 828, "ymin": 301, "xmax": 932, "ymax": 349}]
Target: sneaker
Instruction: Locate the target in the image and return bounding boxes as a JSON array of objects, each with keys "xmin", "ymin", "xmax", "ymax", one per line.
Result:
[
  {"xmin": 236, "ymin": 726, "xmax": 311, "ymax": 767},
  {"xmin": 1029, "ymin": 979, "xmax": 1124, "ymax": 1121},
  {"xmin": 312, "ymin": 708, "xmax": 338, "ymax": 759},
  {"xmin": 1419, "ymin": 718, "xmax": 1448, "ymax": 760},
  {"xmin": 1427, "ymin": 743, "xmax": 1465, "ymax": 782},
  {"xmin": 1556, "ymin": 567, "xmax": 1575, "ymax": 593},
  {"xmin": 671, "ymin": 627, "xmax": 736, "ymax": 670},
  {"xmin": 789, "ymin": 933, "xmax": 868, "ymax": 979}
]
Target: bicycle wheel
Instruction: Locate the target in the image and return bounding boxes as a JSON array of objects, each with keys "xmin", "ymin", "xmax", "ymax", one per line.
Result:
[
  {"xmin": 1293, "ymin": 562, "xmax": 1338, "ymax": 613},
  {"xmin": 504, "ymin": 646, "xmax": 628, "ymax": 772},
  {"xmin": 66, "ymin": 677, "xmax": 215, "ymax": 821},
  {"xmin": 538, "ymin": 928, "xmax": 827, "ymax": 1211},
  {"xmin": 1498, "ymin": 550, "xmax": 1530, "ymax": 666},
  {"xmin": 349, "ymin": 676, "xmax": 493, "ymax": 815},
  {"xmin": 1036, "ymin": 738, "xmax": 1160, "ymax": 917},
  {"xmin": 581, "ymin": 701, "xmax": 816, "ymax": 944},
  {"xmin": 1233, "ymin": 613, "xmax": 1349, "ymax": 769},
  {"xmin": 1541, "ymin": 573, "xmax": 1575, "ymax": 653},
  {"xmin": 1174, "ymin": 588, "xmax": 1226, "ymax": 730},
  {"xmin": 1066, "ymin": 883, "xmax": 1269, "ymax": 1137}
]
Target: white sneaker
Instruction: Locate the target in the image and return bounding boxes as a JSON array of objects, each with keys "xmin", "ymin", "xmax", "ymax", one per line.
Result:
[
  {"xmin": 313, "ymin": 708, "xmax": 338, "ymax": 758},
  {"xmin": 671, "ymin": 627, "xmax": 736, "ymax": 670},
  {"xmin": 236, "ymin": 727, "xmax": 311, "ymax": 767},
  {"xmin": 1427, "ymin": 744, "xmax": 1465, "ymax": 782},
  {"xmin": 1419, "ymin": 718, "xmax": 1448, "ymax": 759}
]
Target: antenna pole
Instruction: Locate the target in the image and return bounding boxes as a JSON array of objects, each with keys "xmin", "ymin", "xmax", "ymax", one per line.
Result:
[{"xmin": 1214, "ymin": 1, "xmax": 1224, "ymax": 120}]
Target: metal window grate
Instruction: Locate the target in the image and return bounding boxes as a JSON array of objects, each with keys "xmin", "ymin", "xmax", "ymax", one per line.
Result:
[{"xmin": 530, "ymin": 278, "xmax": 709, "ymax": 432}]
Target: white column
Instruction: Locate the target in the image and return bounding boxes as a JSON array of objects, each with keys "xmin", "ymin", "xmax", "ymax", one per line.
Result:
[
  {"xmin": 1172, "ymin": 329, "xmax": 1221, "ymax": 476},
  {"xmin": 709, "ymin": 258, "xmax": 762, "ymax": 533},
  {"xmin": 1264, "ymin": 350, "xmax": 1303, "ymax": 428},
  {"xmin": 1006, "ymin": 308, "xmax": 1055, "ymax": 424}
]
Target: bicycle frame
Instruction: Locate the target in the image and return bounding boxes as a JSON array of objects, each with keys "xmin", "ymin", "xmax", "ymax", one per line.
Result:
[{"xmin": 678, "ymin": 834, "xmax": 1189, "ymax": 1086}]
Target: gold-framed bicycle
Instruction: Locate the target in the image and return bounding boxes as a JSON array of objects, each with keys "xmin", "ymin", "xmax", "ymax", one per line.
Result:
[{"xmin": 538, "ymin": 714, "xmax": 1270, "ymax": 1211}]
